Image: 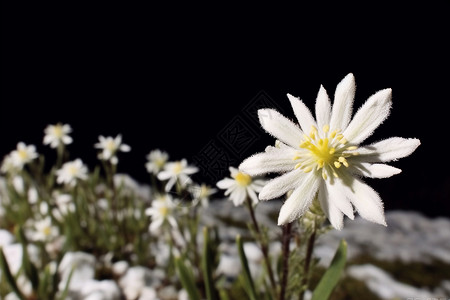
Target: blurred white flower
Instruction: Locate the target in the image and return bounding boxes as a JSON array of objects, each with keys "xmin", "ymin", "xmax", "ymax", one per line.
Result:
[
  {"xmin": 146, "ymin": 149, "xmax": 169, "ymax": 175},
  {"xmin": 28, "ymin": 187, "xmax": 38, "ymax": 204},
  {"xmin": 58, "ymin": 251, "xmax": 96, "ymax": 292},
  {"xmin": 216, "ymin": 167, "xmax": 265, "ymax": 206},
  {"xmin": 157, "ymin": 159, "xmax": 198, "ymax": 192},
  {"xmin": 95, "ymin": 134, "xmax": 131, "ymax": 165},
  {"xmin": 1, "ymin": 154, "xmax": 16, "ymax": 174},
  {"xmin": 119, "ymin": 266, "xmax": 158, "ymax": 300},
  {"xmin": 189, "ymin": 183, "xmax": 217, "ymax": 208},
  {"xmin": 145, "ymin": 194, "xmax": 177, "ymax": 233},
  {"xmin": 56, "ymin": 159, "xmax": 88, "ymax": 187},
  {"xmin": 32, "ymin": 216, "xmax": 59, "ymax": 242},
  {"xmin": 43, "ymin": 123, "xmax": 73, "ymax": 148},
  {"xmin": 12, "ymin": 175, "xmax": 24, "ymax": 194},
  {"xmin": 10, "ymin": 142, "xmax": 38, "ymax": 169},
  {"xmin": 0, "ymin": 229, "xmax": 14, "ymax": 247},
  {"xmin": 80, "ymin": 279, "xmax": 121, "ymax": 300},
  {"xmin": 239, "ymin": 73, "xmax": 421, "ymax": 228}
]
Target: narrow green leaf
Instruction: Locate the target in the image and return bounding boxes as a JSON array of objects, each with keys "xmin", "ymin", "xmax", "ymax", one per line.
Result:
[
  {"xmin": 16, "ymin": 226, "xmax": 39, "ymax": 290},
  {"xmin": 236, "ymin": 235, "xmax": 257, "ymax": 300},
  {"xmin": 311, "ymin": 239, "xmax": 347, "ymax": 300},
  {"xmin": 0, "ymin": 247, "xmax": 26, "ymax": 300},
  {"xmin": 202, "ymin": 227, "xmax": 218, "ymax": 300},
  {"xmin": 175, "ymin": 257, "xmax": 201, "ymax": 300},
  {"xmin": 58, "ymin": 266, "xmax": 75, "ymax": 300}
]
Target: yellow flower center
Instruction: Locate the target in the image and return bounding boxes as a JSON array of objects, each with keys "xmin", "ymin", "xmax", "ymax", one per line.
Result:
[
  {"xmin": 105, "ymin": 140, "xmax": 117, "ymax": 152},
  {"xmin": 235, "ymin": 172, "xmax": 252, "ymax": 186},
  {"xmin": 293, "ymin": 124, "xmax": 359, "ymax": 180},
  {"xmin": 68, "ymin": 165, "xmax": 79, "ymax": 176},
  {"xmin": 52, "ymin": 125, "xmax": 64, "ymax": 138},
  {"xmin": 173, "ymin": 161, "xmax": 183, "ymax": 174},
  {"xmin": 43, "ymin": 226, "xmax": 52, "ymax": 236},
  {"xmin": 159, "ymin": 206, "xmax": 169, "ymax": 217},
  {"xmin": 18, "ymin": 149, "xmax": 28, "ymax": 160}
]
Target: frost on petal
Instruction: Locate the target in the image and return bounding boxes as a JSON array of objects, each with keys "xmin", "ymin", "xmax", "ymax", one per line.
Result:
[
  {"xmin": 258, "ymin": 109, "xmax": 304, "ymax": 148},
  {"xmin": 239, "ymin": 147, "xmax": 296, "ymax": 176},
  {"xmin": 287, "ymin": 94, "xmax": 317, "ymax": 134},
  {"xmin": 318, "ymin": 182, "xmax": 344, "ymax": 230},
  {"xmin": 330, "ymin": 73, "xmax": 356, "ymax": 131},
  {"xmin": 277, "ymin": 172, "xmax": 319, "ymax": 225},
  {"xmin": 356, "ymin": 137, "xmax": 421, "ymax": 162},
  {"xmin": 315, "ymin": 85, "xmax": 331, "ymax": 132},
  {"xmin": 350, "ymin": 162, "xmax": 401, "ymax": 178},
  {"xmin": 342, "ymin": 176, "xmax": 386, "ymax": 226},
  {"xmin": 259, "ymin": 169, "xmax": 305, "ymax": 201},
  {"xmin": 343, "ymin": 88, "xmax": 392, "ymax": 145}
]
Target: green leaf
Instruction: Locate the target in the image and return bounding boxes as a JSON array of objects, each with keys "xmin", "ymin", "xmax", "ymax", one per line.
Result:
[
  {"xmin": 202, "ymin": 227, "xmax": 218, "ymax": 300},
  {"xmin": 236, "ymin": 235, "xmax": 257, "ymax": 300},
  {"xmin": 58, "ymin": 266, "xmax": 75, "ymax": 300},
  {"xmin": 311, "ymin": 239, "xmax": 347, "ymax": 300},
  {"xmin": 175, "ymin": 256, "xmax": 201, "ymax": 300},
  {"xmin": 0, "ymin": 247, "xmax": 26, "ymax": 300},
  {"xmin": 16, "ymin": 226, "xmax": 39, "ymax": 290}
]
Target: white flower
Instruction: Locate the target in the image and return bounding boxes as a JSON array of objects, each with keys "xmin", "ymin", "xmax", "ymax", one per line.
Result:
[
  {"xmin": 239, "ymin": 73, "xmax": 421, "ymax": 229},
  {"xmin": 56, "ymin": 159, "xmax": 88, "ymax": 187},
  {"xmin": 43, "ymin": 123, "xmax": 73, "ymax": 148},
  {"xmin": 58, "ymin": 251, "xmax": 96, "ymax": 292},
  {"xmin": 146, "ymin": 149, "xmax": 169, "ymax": 175},
  {"xmin": 145, "ymin": 194, "xmax": 177, "ymax": 233},
  {"xmin": 1, "ymin": 154, "xmax": 16, "ymax": 174},
  {"xmin": 157, "ymin": 159, "xmax": 198, "ymax": 192},
  {"xmin": 216, "ymin": 167, "xmax": 266, "ymax": 206},
  {"xmin": 94, "ymin": 134, "xmax": 131, "ymax": 165},
  {"xmin": 10, "ymin": 142, "xmax": 38, "ymax": 169},
  {"xmin": 32, "ymin": 216, "xmax": 59, "ymax": 242},
  {"xmin": 189, "ymin": 183, "xmax": 217, "ymax": 207}
]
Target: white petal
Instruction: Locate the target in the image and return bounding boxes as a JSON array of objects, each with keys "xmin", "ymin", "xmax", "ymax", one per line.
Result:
[
  {"xmin": 315, "ymin": 85, "xmax": 331, "ymax": 132},
  {"xmin": 157, "ymin": 171, "xmax": 172, "ymax": 181},
  {"xmin": 325, "ymin": 180, "xmax": 354, "ymax": 220},
  {"xmin": 120, "ymin": 144, "xmax": 131, "ymax": 152},
  {"xmin": 216, "ymin": 178, "xmax": 235, "ymax": 190},
  {"xmin": 231, "ymin": 188, "xmax": 246, "ymax": 206},
  {"xmin": 330, "ymin": 73, "xmax": 356, "ymax": 131},
  {"xmin": 357, "ymin": 137, "xmax": 421, "ymax": 162},
  {"xmin": 343, "ymin": 176, "xmax": 386, "ymax": 226},
  {"xmin": 351, "ymin": 162, "xmax": 401, "ymax": 178},
  {"xmin": 259, "ymin": 169, "xmax": 305, "ymax": 200},
  {"xmin": 62, "ymin": 136, "xmax": 73, "ymax": 144},
  {"xmin": 164, "ymin": 177, "xmax": 177, "ymax": 192},
  {"xmin": 277, "ymin": 172, "xmax": 319, "ymax": 225},
  {"xmin": 287, "ymin": 94, "xmax": 317, "ymax": 134},
  {"xmin": 343, "ymin": 88, "xmax": 392, "ymax": 144},
  {"xmin": 258, "ymin": 109, "xmax": 303, "ymax": 148},
  {"xmin": 247, "ymin": 187, "xmax": 259, "ymax": 205},
  {"xmin": 318, "ymin": 182, "xmax": 344, "ymax": 230},
  {"xmin": 239, "ymin": 147, "xmax": 296, "ymax": 176},
  {"xmin": 150, "ymin": 218, "xmax": 164, "ymax": 232}
]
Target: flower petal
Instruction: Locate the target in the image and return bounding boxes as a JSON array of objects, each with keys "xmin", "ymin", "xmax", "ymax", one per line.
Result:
[
  {"xmin": 277, "ymin": 172, "xmax": 319, "ymax": 225},
  {"xmin": 343, "ymin": 88, "xmax": 392, "ymax": 144},
  {"xmin": 351, "ymin": 162, "xmax": 401, "ymax": 178},
  {"xmin": 315, "ymin": 85, "xmax": 331, "ymax": 133},
  {"xmin": 324, "ymin": 180, "xmax": 354, "ymax": 220},
  {"xmin": 318, "ymin": 182, "xmax": 344, "ymax": 230},
  {"xmin": 239, "ymin": 147, "xmax": 297, "ymax": 176},
  {"xmin": 216, "ymin": 178, "xmax": 235, "ymax": 190},
  {"xmin": 343, "ymin": 176, "xmax": 386, "ymax": 226},
  {"xmin": 287, "ymin": 94, "xmax": 317, "ymax": 134},
  {"xmin": 258, "ymin": 109, "xmax": 303, "ymax": 148},
  {"xmin": 330, "ymin": 73, "xmax": 356, "ymax": 131},
  {"xmin": 247, "ymin": 187, "xmax": 259, "ymax": 205},
  {"xmin": 356, "ymin": 137, "xmax": 421, "ymax": 162},
  {"xmin": 259, "ymin": 168, "xmax": 305, "ymax": 200}
]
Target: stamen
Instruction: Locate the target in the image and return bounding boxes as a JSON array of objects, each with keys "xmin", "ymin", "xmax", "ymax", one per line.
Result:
[
  {"xmin": 334, "ymin": 161, "xmax": 341, "ymax": 168},
  {"xmin": 329, "ymin": 148, "xmax": 335, "ymax": 155},
  {"xmin": 322, "ymin": 124, "xmax": 329, "ymax": 133},
  {"xmin": 346, "ymin": 146, "xmax": 358, "ymax": 150},
  {"xmin": 303, "ymin": 166, "xmax": 312, "ymax": 173},
  {"xmin": 322, "ymin": 170, "xmax": 327, "ymax": 180},
  {"xmin": 339, "ymin": 138, "xmax": 347, "ymax": 145},
  {"xmin": 330, "ymin": 130, "xmax": 337, "ymax": 139},
  {"xmin": 294, "ymin": 162, "xmax": 302, "ymax": 169}
]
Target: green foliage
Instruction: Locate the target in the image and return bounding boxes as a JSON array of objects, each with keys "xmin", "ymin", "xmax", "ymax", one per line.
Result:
[
  {"xmin": 236, "ymin": 234, "xmax": 257, "ymax": 300},
  {"xmin": 175, "ymin": 256, "xmax": 201, "ymax": 300}
]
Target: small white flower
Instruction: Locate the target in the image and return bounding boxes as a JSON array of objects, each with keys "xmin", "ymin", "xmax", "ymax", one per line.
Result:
[
  {"xmin": 28, "ymin": 187, "xmax": 38, "ymax": 204},
  {"xmin": 10, "ymin": 142, "xmax": 38, "ymax": 169},
  {"xmin": 43, "ymin": 123, "xmax": 73, "ymax": 148},
  {"xmin": 145, "ymin": 194, "xmax": 177, "ymax": 233},
  {"xmin": 12, "ymin": 175, "xmax": 24, "ymax": 194},
  {"xmin": 145, "ymin": 149, "xmax": 169, "ymax": 175},
  {"xmin": 216, "ymin": 167, "xmax": 266, "ymax": 206},
  {"xmin": 189, "ymin": 183, "xmax": 217, "ymax": 207},
  {"xmin": 157, "ymin": 159, "xmax": 198, "ymax": 192},
  {"xmin": 94, "ymin": 134, "xmax": 131, "ymax": 165},
  {"xmin": 239, "ymin": 73, "xmax": 421, "ymax": 229},
  {"xmin": 56, "ymin": 159, "xmax": 88, "ymax": 187},
  {"xmin": 1, "ymin": 154, "xmax": 16, "ymax": 174},
  {"xmin": 32, "ymin": 216, "xmax": 59, "ymax": 242}
]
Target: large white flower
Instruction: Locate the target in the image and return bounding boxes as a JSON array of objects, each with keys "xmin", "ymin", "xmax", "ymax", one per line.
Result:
[
  {"xmin": 145, "ymin": 149, "xmax": 169, "ymax": 175},
  {"xmin": 10, "ymin": 142, "xmax": 38, "ymax": 169},
  {"xmin": 145, "ymin": 194, "xmax": 178, "ymax": 233},
  {"xmin": 157, "ymin": 159, "xmax": 198, "ymax": 192},
  {"xmin": 56, "ymin": 159, "xmax": 88, "ymax": 187},
  {"xmin": 239, "ymin": 73, "xmax": 420, "ymax": 229},
  {"xmin": 216, "ymin": 167, "xmax": 266, "ymax": 206},
  {"xmin": 94, "ymin": 134, "xmax": 131, "ymax": 165},
  {"xmin": 43, "ymin": 123, "xmax": 73, "ymax": 148}
]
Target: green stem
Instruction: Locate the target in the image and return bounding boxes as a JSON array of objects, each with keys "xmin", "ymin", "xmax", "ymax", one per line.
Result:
[
  {"xmin": 298, "ymin": 225, "xmax": 317, "ymax": 300},
  {"xmin": 245, "ymin": 197, "xmax": 277, "ymax": 293}
]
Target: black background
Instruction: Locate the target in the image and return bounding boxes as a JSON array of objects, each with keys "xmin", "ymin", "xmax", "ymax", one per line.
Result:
[{"xmin": 1, "ymin": 4, "xmax": 449, "ymax": 217}]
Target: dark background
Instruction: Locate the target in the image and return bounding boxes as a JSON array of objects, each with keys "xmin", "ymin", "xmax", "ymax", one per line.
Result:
[{"xmin": 1, "ymin": 4, "xmax": 449, "ymax": 217}]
